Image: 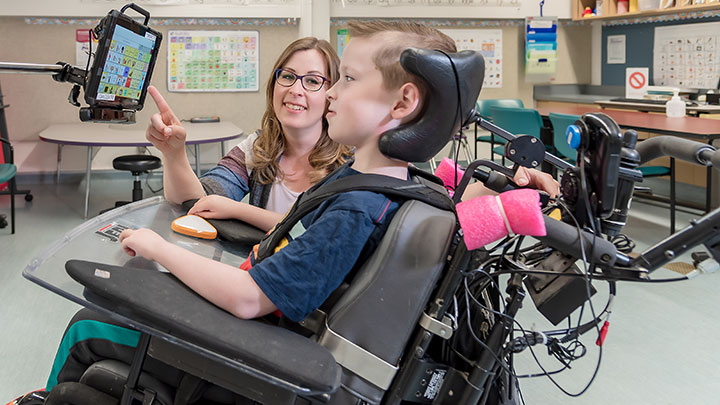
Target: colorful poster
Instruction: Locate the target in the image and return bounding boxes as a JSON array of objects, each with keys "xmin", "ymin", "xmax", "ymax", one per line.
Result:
[
  {"xmin": 653, "ymin": 21, "xmax": 720, "ymax": 89},
  {"xmin": 337, "ymin": 28, "xmax": 350, "ymax": 58},
  {"xmin": 168, "ymin": 30, "xmax": 259, "ymax": 92},
  {"xmin": 441, "ymin": 29, "xmax": 503, "ymax": 89}
]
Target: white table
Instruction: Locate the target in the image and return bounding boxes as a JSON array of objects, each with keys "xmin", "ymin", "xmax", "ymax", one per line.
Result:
[{"xmin": 39, "ymin": 122, "xmax": 243, "ymax": 218}]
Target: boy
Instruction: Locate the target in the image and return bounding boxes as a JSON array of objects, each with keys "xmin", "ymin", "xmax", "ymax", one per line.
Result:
[{"xmin": 12, "ymin": 21, "xmax": 556, "ymax": 404}]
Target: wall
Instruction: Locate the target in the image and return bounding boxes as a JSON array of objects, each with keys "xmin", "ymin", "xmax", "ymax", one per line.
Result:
[
  {"xmin": 601, "ymin": 16, "xmax": 720, "ymax": 86},
  {"xmin": 0, "ymin": 0, "xmax": 589, "ymax": 175},
  {"xmin": 334, "ymin": 22, "xmax": 591, "ymax": 107},
  {"xmin": 0, "ymin": 17, "xmax": 297, "ymax": 173}
]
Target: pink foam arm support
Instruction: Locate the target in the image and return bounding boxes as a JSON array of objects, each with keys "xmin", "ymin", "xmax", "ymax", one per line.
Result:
[
  {"xmin": 457, "ymin": 188, "xmax": 546, "ymax": 250},
  {"xmin": 434, "ymin": 158, "xmax": 466, "ymax": 193}
]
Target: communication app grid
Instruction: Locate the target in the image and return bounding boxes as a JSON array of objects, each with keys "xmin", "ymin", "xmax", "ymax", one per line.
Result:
[{"xmin": 97, "ymin": 25, "xmax": 156, "ymax": 102}]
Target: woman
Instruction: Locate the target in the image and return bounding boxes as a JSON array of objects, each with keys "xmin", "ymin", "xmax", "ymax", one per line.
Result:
[{"xmin": 146, "ymin": 36, "xmax": 351, "ymax": 231}]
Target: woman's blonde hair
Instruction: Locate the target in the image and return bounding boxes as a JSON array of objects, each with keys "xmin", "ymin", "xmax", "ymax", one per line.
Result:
[{"xmin": 250, "ymin": 37, "xmax": 351, "ymax": 184}]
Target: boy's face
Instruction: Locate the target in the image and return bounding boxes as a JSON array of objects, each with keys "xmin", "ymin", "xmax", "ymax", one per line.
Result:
[{"xmin": 326, "ymin": 36, "xmax": 400, "ymax": 150}]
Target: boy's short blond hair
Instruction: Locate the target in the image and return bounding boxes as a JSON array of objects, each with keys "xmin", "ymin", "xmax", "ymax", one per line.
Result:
[{"xmin": 348, "ymin": 21, "xmax": 457, "ymax": 95}]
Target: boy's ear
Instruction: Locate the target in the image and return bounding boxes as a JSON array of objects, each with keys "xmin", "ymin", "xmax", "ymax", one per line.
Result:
[{"xmin": 390, "ymin": 82, "xmax": 421, "ymax": 122}]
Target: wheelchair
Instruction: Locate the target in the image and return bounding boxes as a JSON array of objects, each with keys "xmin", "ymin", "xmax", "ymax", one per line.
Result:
[{"xmin": 28, "ymin": 47, "xmax": 720, "ymax": 405}]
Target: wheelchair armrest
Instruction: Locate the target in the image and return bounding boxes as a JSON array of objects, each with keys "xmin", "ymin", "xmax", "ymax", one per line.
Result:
[
  {"xmin": 65, "ymin": 259, "xmax": 340, "ymax": 397},
  {"xmin": 181, "ymin": 199, "xmax": 267, "ymax": 244}
]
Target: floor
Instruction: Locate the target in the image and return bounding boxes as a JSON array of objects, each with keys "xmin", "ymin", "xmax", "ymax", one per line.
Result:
[{"xmin": 0, "ymin": 166, "xmax": 718, "ymax": 404}]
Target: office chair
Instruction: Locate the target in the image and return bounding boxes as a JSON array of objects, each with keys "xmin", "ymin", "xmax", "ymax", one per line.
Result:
[
  {"xmin": 0, "ymin": 138, "xmax": 18, "ymax": 233},
  {"xmin": 474, "ymin": 99, "xmax": 524, "ymax": 160},
  {"xmin": 489, "ymin": 106, "xmax": 549, "ymax": 166}
]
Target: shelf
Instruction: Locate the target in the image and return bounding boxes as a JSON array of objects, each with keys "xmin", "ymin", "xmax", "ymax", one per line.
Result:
[{"xmin": 572, "ymin": 0, "xmax": 720, "ymax": 21}]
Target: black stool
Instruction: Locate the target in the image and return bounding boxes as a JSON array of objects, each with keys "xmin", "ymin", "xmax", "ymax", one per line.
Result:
[{"xmin": 110, "ymin": 154, "xmax": 161, "ymax": 207}]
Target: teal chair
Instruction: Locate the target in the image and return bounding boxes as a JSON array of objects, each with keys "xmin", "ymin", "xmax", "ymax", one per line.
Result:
[
  {"xmin": 489, "ymin": 106, "xmax": 548, "ymax": 165},
  {"xmin": 547, "ymin": 112, "xmax": 580, "ymax": 163},
  {"xmin": 0, "ymin": 138, "xmax": 18, "ymax": 234},
  {"xmin": 548, "ymin": 112, "xmax": 676, "ymax": 233},
  {"xmin": 474, "ymin": 99, "xmax": 524, "ymax": 160}
]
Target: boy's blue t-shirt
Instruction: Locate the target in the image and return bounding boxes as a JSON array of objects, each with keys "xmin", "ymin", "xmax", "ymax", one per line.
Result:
[{"xmin": 248, "ymin": 165, "xmax": 400, "ymax": 322}]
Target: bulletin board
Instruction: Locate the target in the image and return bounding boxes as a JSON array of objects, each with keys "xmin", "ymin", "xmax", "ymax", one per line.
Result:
[
  {"xmin": 441, "ymin": 29, "xmax": 503, "ymax": 88},
  {"xmin": 601, "ymin": 16, "xmax": 720, "ymax": 87},
  {"xmin": 168, "ymin": 30, "xmax": 259, "ymax": 92},
  {"xmin": 653, "ymin": 21, "xmax": 720, "ymax": 89}
]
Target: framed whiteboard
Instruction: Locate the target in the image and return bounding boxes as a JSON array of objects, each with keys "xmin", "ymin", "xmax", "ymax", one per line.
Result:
[
  {"xmin": 168, "ymin": 30, "xmax": 259, "ymax": 92},
  {"xmin": 653, "ymin": 21, "xmax": 719, "ymax": 89}
]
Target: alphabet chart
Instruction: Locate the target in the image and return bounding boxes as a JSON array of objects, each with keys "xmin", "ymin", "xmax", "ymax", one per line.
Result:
[
  {"xmin": 168, "ymin": 30, "xmax": 259, "ymax": 92},
  {"xmin": 441, "ymin": 29, "xmax": 503, "ymax": 88},
  {"xmin": 653, "ymin": 21, "xmax": 720, "ymax": 89}
]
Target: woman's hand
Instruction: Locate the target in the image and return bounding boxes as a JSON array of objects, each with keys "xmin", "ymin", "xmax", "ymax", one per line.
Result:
[
  {"xmin": 119, "ymin": 228, "xmax": 168, "ymax": 261},
  {"xmin": 188, "ymin": 195, "xmax": 244, "ymax": 220},
  {"xmin": 512, "ymin": 167, "xmax": 560, "ymax": 198},
  {"xmin": 146, "ymin": 85, "xmax": 187, "ymax": 156}
]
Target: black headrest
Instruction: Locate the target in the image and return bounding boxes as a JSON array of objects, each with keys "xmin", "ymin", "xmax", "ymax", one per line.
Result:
[{"xmin": 378, "ymin": 48, "xmax": 485, "ymax": 163}]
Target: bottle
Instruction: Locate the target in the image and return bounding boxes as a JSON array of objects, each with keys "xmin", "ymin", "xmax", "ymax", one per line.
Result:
[
  {"xmin": 665, "ymin": 90, "xmax": 686, "ymax": 118},
  {"xmin": 629, "ymin": 0, "xmax": 639, "ymax": 11},
  {"xmin": 618, "ymin": 0, "xmax": 629, "ymax": 13}
]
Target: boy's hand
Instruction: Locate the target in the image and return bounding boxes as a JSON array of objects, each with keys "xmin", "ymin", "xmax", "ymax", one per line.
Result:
[
  {"xmin": 146, "ymin": 85, "xmax": 187, "ymax": 156},
  {"xmin": 119, "ymin": 228, "xmax": 167, "ymax": 261},
  {"xmin": 512, "ymin": 167, "xmax": 560, "ymax": 198},
  {"xmin": 188, "ymin": 195, "xmax": 241, "ymax": 220}
]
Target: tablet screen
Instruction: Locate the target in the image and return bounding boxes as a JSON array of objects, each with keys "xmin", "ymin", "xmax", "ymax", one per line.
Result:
[{"xmin": 95, "ymin": 25, "xmax": 156, "ymax": 103}]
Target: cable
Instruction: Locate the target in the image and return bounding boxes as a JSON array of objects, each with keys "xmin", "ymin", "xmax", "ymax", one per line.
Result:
[{"xmin": 84, "ymin": 29, "xmax": 94, "ymax": 88}]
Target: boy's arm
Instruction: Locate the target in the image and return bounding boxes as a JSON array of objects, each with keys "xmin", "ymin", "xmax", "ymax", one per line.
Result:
[
  {"xmin": 119, "ymin": 228, "xmax": 277, "ymax": 319},
  {"xmin": 188, "ymin": 195, "xmax": 283, "ymax": 232}
]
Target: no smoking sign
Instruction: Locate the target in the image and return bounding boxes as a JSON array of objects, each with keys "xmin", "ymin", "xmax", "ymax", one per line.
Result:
[{"xmin": 626, "ymin": 68, "xmax": 648, "ymax": 98}]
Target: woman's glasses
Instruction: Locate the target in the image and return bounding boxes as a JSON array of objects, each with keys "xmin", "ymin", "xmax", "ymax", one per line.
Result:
[{"xmin": 274, "ymin": 68, "xmax": 328, "ymax": 92}]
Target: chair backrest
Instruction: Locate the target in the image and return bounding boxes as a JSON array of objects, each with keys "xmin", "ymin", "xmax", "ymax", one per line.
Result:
[
  {"xmin": 316, "ymin": 195, "xmax": 457, "ymax": 403},
  {"xmin": 490, "ymin": 106, "xmax": 544, "ymax": 139},
  {"xmin": 548, "ymin": 112, "xmax": 580, "ymax": 161},
  {"xmin": 475, "ymin": 99, "xmax": 524, "ymax": 121}
]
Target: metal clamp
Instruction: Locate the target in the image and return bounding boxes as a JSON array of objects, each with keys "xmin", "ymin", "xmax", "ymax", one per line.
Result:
[
  {"xmin": 317, "ymin": 325, "xmax": 398, "ymax": 390},
  {"xmin": 419, "ymin": 313, "xmax": 454, "ymax": 340}
]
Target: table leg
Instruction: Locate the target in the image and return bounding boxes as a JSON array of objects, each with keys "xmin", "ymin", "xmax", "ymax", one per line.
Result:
[
  {"xmin": 708, "ymin": 139, "xmax": 713, "ymax": 214},
  {"xmin": 56, "ymin": 144, "xmax": 63, "ymax": 184},
  {"xmin": 84, "ymin": 146, "xmax": 92, "ymax": 219},
  {"xmin": 221, "ymin": 140, "xmax": 226, "ymax": 157},
  {"xmin": 195, "ymin": 144, "xmax": 200, "ymax": 176}
]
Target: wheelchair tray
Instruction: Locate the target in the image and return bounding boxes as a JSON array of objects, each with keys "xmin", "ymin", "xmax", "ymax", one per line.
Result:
[
  {"xmin": 23, "ymin": 197, "xmax": 339, "ymax": 397},
  {"xmin": 66, "ymin": 259, "xmax": 340, "ymax": 396}
]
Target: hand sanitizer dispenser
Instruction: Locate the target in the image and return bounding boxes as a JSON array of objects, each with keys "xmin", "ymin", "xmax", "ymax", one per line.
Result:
[{"xmin": 666, "ymin": 90, "xmax": 686, "ymax": 117}]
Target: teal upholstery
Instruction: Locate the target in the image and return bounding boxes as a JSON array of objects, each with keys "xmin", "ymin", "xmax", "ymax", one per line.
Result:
[
  {"xmin": 548, "ymin": 112, "xmax": 580, "ymax": 162},
  {"xmin": 0, "ymin": 162, "xmax": 17, "ymax": 182},
  {"xmin": 490, "ymin": 106, "xmax": 544, "ymax": 139},
  {"xmin": 474, "ymin": 99, "xmax": 524, "ymax": 160},
  {"xmin": 476, "ymin": 99, "xmax": 525, "ymax": 120},
  {"xmin": 488, "ymin": 106, "xmax": 552, "ymax": 164},
  {"xmin": 0, "ymin": 138, "xmax": 18, "ymax": 234},
  {"xmin": 639, "ymin": 166, "xmax": 671, "ymax": 177}
]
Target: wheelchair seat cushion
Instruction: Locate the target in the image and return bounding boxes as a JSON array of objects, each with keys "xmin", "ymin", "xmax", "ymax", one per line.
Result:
[{"xmin": 65, "ymin": 259, "xmax": 341, "ymax": 395}]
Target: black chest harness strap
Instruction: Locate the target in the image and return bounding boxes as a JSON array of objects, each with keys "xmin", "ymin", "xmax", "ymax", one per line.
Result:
[{"xmin": 255, "ymin": 165, "xmax": 456, "ymax": 263}]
